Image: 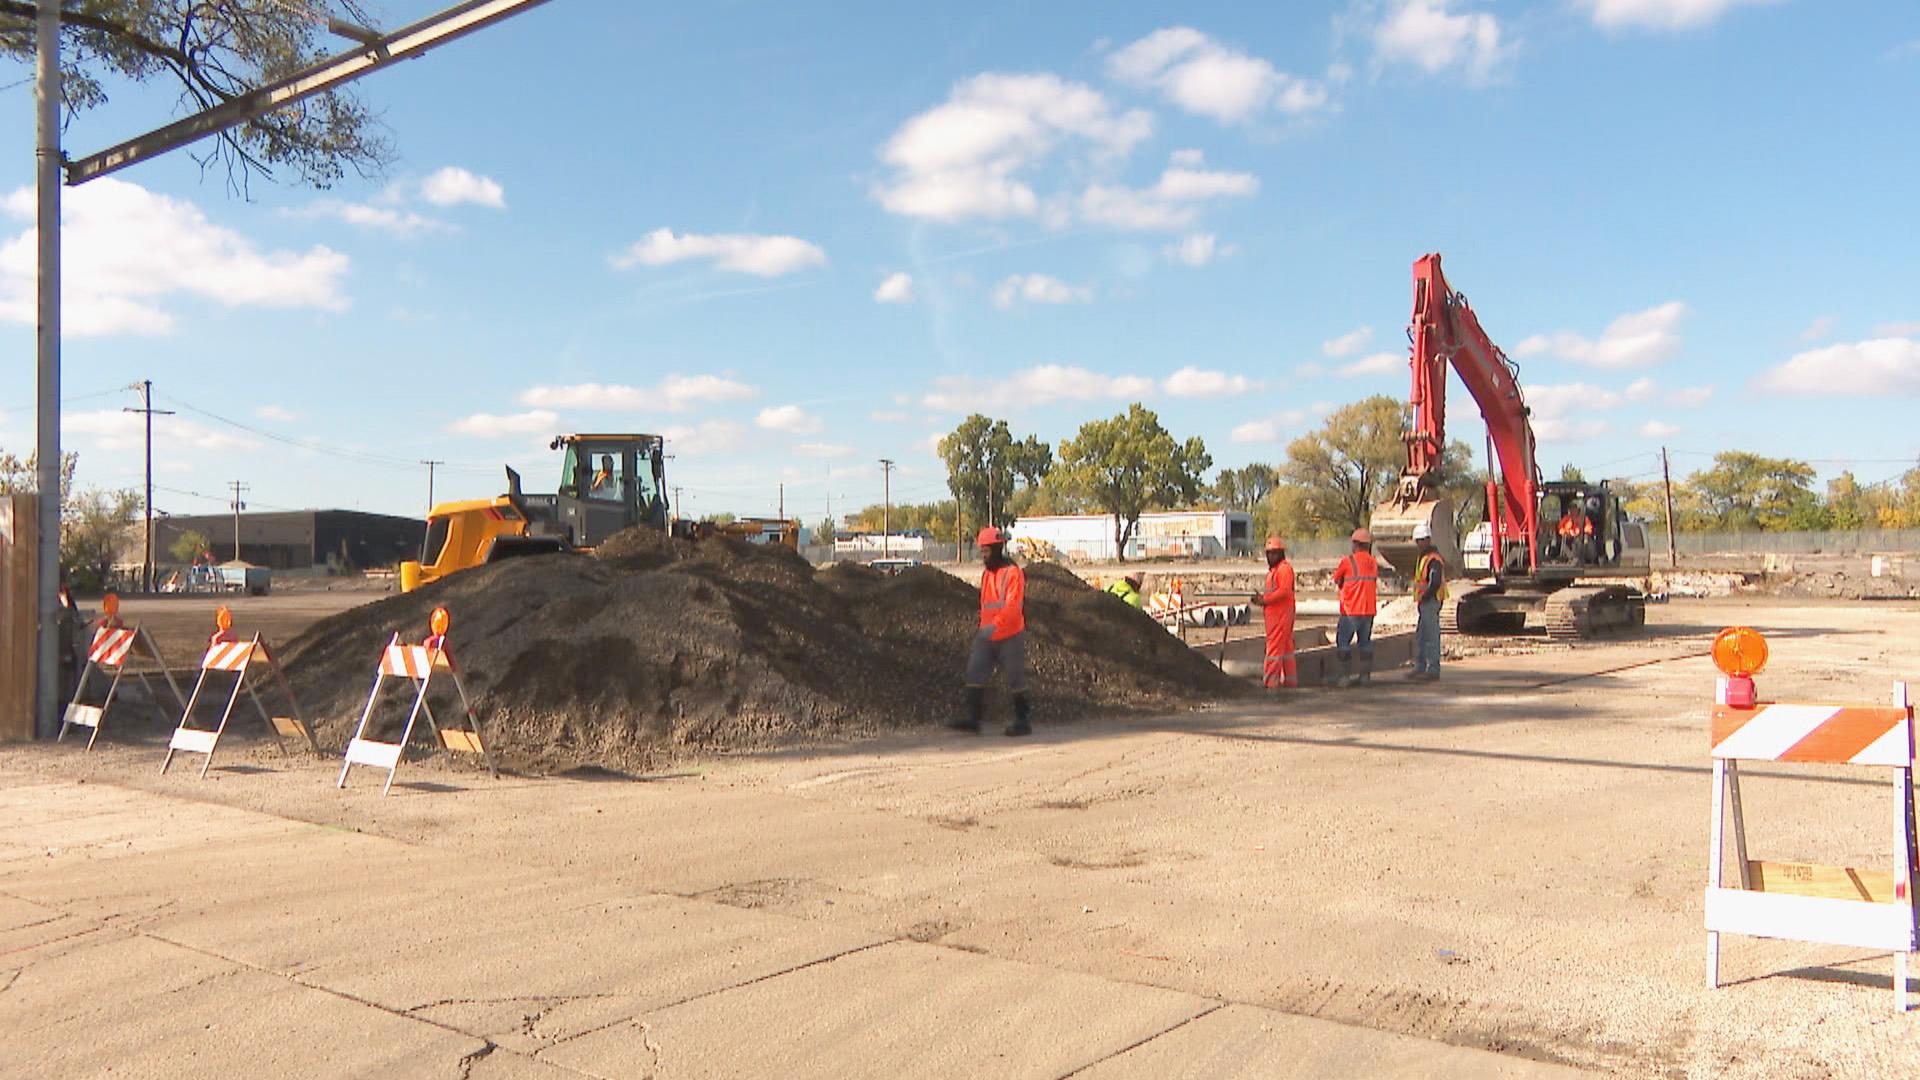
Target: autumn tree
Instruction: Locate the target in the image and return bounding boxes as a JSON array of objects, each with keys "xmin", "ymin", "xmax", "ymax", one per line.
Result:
[
  {"xmin": 1055, "ymin": 404, "xmax": 1211, "ymax": 562},
  {"xmin": 1, "ymin": 1, "xmax": 392, "ymax": 188},
  {"xmin": 1272, "ymin": 396, "xmax": 1474, "ymax": 538},
  {"xmin": 939, "ymin": 415, "xmax": 1055, "ymax": 529},
  {"xmin": 1212, "ymin": 463, "xmax": 1278, "ymax": 511},
  {"xmin": 1685, "ymin": 451, "xmax": 1819, "ymax": 531}
]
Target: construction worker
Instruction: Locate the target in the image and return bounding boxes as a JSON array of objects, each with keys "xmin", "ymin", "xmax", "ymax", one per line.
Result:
[
  {"xmin": 1332, "ymin": 527, "xmax": 1382, "ymax": 687},
  {"xmin": 1409, "ymin": 523, "xmax": 1446, "ymax": 681},
  {"xmin": 1249, "ymin": 536, "xmax": 1296, "ymax": 689},
  {"xmin": 1104, "ymin": 570, "xmax": 1146, "ymax": 609},
  {"xmin": 952, "ymin": 525, "xmax": 1031, "ymax": 737}
]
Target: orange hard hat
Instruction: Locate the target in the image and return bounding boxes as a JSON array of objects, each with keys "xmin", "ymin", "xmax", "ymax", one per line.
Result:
[
  {"xmin": 976, "ymin": 525, "xmax": 1008, "ymax": 546},
  {"xmin": 1351, "ymin": 527, "xmax": 1373, "ymax": 544},
  {"xmin": 1264, "ymin": 536, "xmax": 1286, "ymax": 553}
]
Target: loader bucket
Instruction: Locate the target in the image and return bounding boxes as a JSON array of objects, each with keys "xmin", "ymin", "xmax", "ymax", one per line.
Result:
[{"xmin": 1369, "ymin": 498, "xmax": 1462, "ymax": 579}]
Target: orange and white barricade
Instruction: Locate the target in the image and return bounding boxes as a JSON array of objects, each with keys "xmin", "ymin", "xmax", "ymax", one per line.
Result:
[
  {"xmin": 61, "ymin": 595, "xmax": 187, "ymax": 750},
  {"xmin": 1704, "ymin": 627, "xmax": 1918, "ymax": 1012},
  {"xmin": 162, "ymin": 606, "xmax": 317, "ymax": 778},
  {"xmin": 338, "ymin": 607, "xmax": 497, "ymax": 796}
]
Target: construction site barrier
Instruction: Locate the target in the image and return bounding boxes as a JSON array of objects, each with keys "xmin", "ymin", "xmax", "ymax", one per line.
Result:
[
  {"xmin": 60, "ymin": 620, "xmax": 187, "ymax": 750},
  {"xmin": 1705, "ymin": 629, "xmax": 1918, "ymax": 1012},
  {"xmin": 339, "ymin": 610, "xmax": 497, "ymax": 796},
  {"xmin": 162, "ymin": 609, "xmax": 316, "ymax": 777}
]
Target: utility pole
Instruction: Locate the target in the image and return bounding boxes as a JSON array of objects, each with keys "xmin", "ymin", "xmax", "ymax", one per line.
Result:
[
  {"xmin": 420, "ymin": 460, "xmax": 444, "ymax": 513},
  {"xmin": 1661, "ymin": 447, "xmax": 1679, "ymax": 569},
  {"xmin": 879, "ymin": 458, "xmax": 895, "ymax": 558},
  {"xmin": 123, "ymin": 381, "xmax": 174, "ymax": 593},
  {"xmin": 672, "ymin": 486, "xmax": 683, "ymax": 522},
  {"xmin": 228, "ymin": 481, "xmax": 249, "ymax": 563},
  {"xmin": 32, "ymin": 0, "xmax": 62, "ymax": 739},
  {"xmin": 777, "ymin": 482, "xmax": 784, "ymax": 522}
]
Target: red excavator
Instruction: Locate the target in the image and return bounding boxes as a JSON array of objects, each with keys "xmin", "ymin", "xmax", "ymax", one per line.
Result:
[{"xmin": 1369, "ymin": 253, "xmax": 1651, "ymax": 638}]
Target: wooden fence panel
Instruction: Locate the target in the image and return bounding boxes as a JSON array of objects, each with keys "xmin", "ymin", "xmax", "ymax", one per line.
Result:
[{"xmin": 1, "ymin": 494, "xmax": 38, "ymax": 741}]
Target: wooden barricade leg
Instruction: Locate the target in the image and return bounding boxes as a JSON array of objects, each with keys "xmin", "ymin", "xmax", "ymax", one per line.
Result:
[
  {"xmin": 1708, "ymin": 757, "xmax": 1728, "ymax": 989},
  {"xmin": 444, "ymin": 670, "xmax": 500, "ymax": 780},
  {"xmin": 197, "ymin": 668, "xmax": 252, "ymax": 779},
  {"xmin": 161, "ymin": 667, "xmax": 215, "ymax": 775},
  {"xmin": 338, "ymin": 671, "xmax": 393, "ymax": 789},
  {"xmin": 58, "ymin": 662, "xmax": 99, "ymax": 743},
  {"xmin": 84, "ymin": 663, "xmax": 130, "ymax": 751},
  {"xmin": 141, "ymin": 629, "xmax": 189, "ymax": 714},
  {"xmin": 264, "ymin": 657, "xmax": 319, "ymax": 753},
  {"xmin": 380, "ymin": 674, "xmax": 437, "ymax": 796}
]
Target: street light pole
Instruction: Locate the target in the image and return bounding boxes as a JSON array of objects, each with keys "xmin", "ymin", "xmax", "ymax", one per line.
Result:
[
  {"xmin": 32, "ymin": 0, "xmax": 61, "ymax": 739},
  {"xmin": 124, "ymin": 381, "xmax": 174, "ymax": 592},
  {"xmin": 879, "ymin": 458, "xmax": 894, "ymax": 559}
]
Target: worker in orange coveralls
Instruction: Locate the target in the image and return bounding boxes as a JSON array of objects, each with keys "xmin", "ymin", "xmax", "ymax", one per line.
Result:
[
  {"xmin": 951, "ymin": 525, "xmax": 1031, "ymax": 737},
  {"xmin": 1249, "ymin": 536, "xmax": 1296, "ymax": 689}
]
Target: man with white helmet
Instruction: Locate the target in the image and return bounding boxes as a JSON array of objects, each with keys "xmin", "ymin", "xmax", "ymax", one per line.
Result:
[{"xmin": 1409, "ymin": 521, "xmax": 1447, "ymax": 681}]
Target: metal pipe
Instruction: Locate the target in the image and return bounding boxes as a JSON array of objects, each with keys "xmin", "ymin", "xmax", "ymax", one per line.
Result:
[{"xmin": 34, "ymin": 0, "xmax": 61, "ymax": 740}]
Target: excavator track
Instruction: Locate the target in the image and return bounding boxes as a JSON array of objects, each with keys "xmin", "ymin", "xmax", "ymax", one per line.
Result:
[
  {"xmin": 1542, "ymin": 585, "xmax": 1646, "ymax": 640},
  {"xmin": 1441, "ymin": 583, "xmax": 1518, "ymax": 635}
]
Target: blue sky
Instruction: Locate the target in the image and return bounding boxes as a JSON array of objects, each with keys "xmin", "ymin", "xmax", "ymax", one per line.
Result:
[{"xmin": 1, "ymin": 0, "xmax": 1917, "ymax": 524}]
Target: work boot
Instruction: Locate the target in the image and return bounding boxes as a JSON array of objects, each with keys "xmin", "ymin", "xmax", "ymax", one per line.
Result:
[
  {"xmin": 1334, "ymin": 654, "xmax": 1353, "ymax": 688},
  {"xmin": 948, "ymin": 688, "xmax": 984, "ymax": 734},
  {"xmin": 1005, "ymin": 692, "xmax": 1032, "ymax": 737},
  {"xmin": 1357, "ymin": 656, "xmax": 1373, "ymax": 686}
]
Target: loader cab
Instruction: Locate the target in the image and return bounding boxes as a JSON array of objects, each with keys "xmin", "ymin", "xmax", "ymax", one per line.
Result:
[{"xmin": 551, "ymin": 434, "xmax": 670, "ymax": 547}]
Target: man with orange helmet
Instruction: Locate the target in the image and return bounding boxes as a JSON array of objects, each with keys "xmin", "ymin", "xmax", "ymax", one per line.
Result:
[
  {"xmin": 952, "ymin": 525, "xmax": 1031, "ymax": 737},
  {"xmin": 1332, "ymin": 527, "xmax": 1386, "ymax": 687},
  {"xmin": 1249, "ymin": 535, "xmax": 1297, "ymax": 689}
]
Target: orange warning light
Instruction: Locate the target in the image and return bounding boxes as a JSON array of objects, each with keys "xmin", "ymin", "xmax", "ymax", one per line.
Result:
[
  {"xmin": 215, "ymin": 605, "xmax": 233, "ymax": 632},
  {"xmin": 1711, "ymin": 626, "xmax": 1768, "ymax": 677},
  {"xmin": 101, "ymin": 592, "xmax": 120, "ymax": 616},
  {"xmin": 429, "ymin": 607, "xmax": 450, "ymax": 637}
]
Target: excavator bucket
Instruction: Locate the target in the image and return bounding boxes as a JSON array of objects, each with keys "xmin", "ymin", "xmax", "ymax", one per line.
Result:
[{"xmin": 1369, "ymin": 497, "xmax": 1462, "ymax": 579}]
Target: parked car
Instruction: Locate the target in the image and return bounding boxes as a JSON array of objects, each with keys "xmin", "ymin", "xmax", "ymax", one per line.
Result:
[{"xmin": 868, "ymin": 558, "xmax": 922, "ymax": 576}]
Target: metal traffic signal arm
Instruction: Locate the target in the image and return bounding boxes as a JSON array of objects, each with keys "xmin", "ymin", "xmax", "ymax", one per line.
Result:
[{"xmin": 66, "ymin": 0, "xmax": 558, "ymax": 184}]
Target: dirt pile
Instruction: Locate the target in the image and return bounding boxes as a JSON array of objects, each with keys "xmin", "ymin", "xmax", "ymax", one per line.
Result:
[{"xmin": 279, "ymin": 536, "xmax": 1241, "ymax": 771}]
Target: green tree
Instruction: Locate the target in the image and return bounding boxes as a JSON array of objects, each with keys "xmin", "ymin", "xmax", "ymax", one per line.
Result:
[
  {"xmin": 61, "ymin": 488, "xmax": 140, "ymax": 590},
  {"xmin": 1685, "ymin": 451, "xmax": 1818, "ymax": 531},
  {"xmin": 1, "ymin": 2, "xmax": 392, "ymax": 188},
  {"xmin": 168, "ymin": 528, "xmax": 211, "ymax": 564},
  {"xmin": 1213, "ymin": 463, "xmax": 1278, "ymax": 511},
  {"xmin": 1268, "ymin": 397, "xmax": 1477, "ymax": 540},
  {"xmin": 0, "ymin": 447, "xmax": 75, "ymax": 500},
  {"xmin": 1055, "ymin": 404, "xmax": 1211, "ymax": 562},
  {"xmin": 1558, "ymin": 464, "xmax": 1587, "ymax": 484},
  {"xmin": 938, "ymin": 415, "xmax": 1052, "ymax": 529},
  {"xmin": 1009, "ymin": 435, "xmax": 1053, "ymax": 488}
]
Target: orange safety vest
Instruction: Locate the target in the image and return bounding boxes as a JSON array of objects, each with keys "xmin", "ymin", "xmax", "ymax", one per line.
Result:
[
  {"xmin": 1557, "ymin": 515, "xmax": 1579, "ymax": 538},
  {"xmin": 979, "ymin": 563, "xmax": 1027, "ymax": 641},
  {"xmin": 1261, "ymin": 561, "xmax": 1296, "ymax": 626},
  {"xmin": 1335, "ymin": 551, "xmax": 1380, "ymax": 617}
]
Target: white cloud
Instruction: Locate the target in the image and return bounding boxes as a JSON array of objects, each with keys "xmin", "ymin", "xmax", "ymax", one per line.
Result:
[
  {"xmin": 0, "ymin": 178, "xmax": 348, "ymax": 337},
  {"xmin": 65, "ymin": 410, "xmax": 252, "ymax": 451},
  {"xmin": 924, "ymin": 364, "xmax": 1154, "ymax": 412},
  {"xmin": 1107, "ymin": 26, "xmax": 1330, "ymax": 123},
  {"xmin": 1639, "ymin": 420, "xmax": 1682, "ymax": 438},
  {"xmin": 873, "ymin": 72, "xmax": 1153, "ymax": 222},
  {"xmin": 290, "ymin": 200, "xmax": 449, "ymax": 236},
  {"xmin": 1322, "ymin": 326, "xmax": 1374, "ymax": 358},
  {"xmin": 419, "ymin": 166, "xmax": 506, "ymax": 209},
  {"xmin": 1874, "ymin": 320, "xmax": 1920, "ymax": 337},
  {"xmin": 1513, "ymin": 301, "xmax": 1687, "ymax": 368},
  {"xmin": 518, "ymin": 375, "xmax": 757, "ymax": 413},
  {"xmin": 1372, "ymin": 0, "xmax": 1515, "ymax": 84},
  {"xmin": 874, "ymin": 272, "xmax": 915, "ymax": 304},
  {"xmin": 660, "ymin": 420, "xmax": 746, "ymax": 456},
  {"xmin": 869, "ymin": 410, "xmax": 911, "ymax": 423},
  {"xmin": 449, "ymin": 410, "xmax": 558, "ymax": 437},
  {"xmin": 611, "ymin": 228, "xmax": 827, "ymax": 277},
  {"xmin": 1230, "ymin": 409, "xmax": 1308, "ymax": 444},
  {"xmin": 1170, "ymin": 148, "xmax": 1206, "ymax": 167},
  {"xmin": 1760, "ymin": 338, "xmax": 1920, "ymax": 396},
  {"xmin": 1164, "ymin": 233, "xmax": 1231, "ymax": 266},
  {"xmin": 1623, "ymin": 376, "xmax": 1657, "ymax": 401},
  {"xmin": 1163, "ymin": 366, "xmax": 1257, "ymax": 398},
  {"xmin": 255, "ymin": 404, "xmax": 297, "ymax": 423},
  {"xmin": 794, "ymin": 442, "xmax": 855, "ymax": 459},
  {"xmin": 1524, "ymin": 383, "xmax": 1621, "ymax": 442},
  {"xmin": 756, "ymin": 404, "xmax": 824, "ymax": 434},
  {"xmin": 1666, "ymin": 385, "xmax": 1714, "ymax": 407},
  {"xmin": 993, "ymin": 273, "xmax": 1094, "ymax": 307},
  {"xmin": 1580, "ymin": 0, "xmax": 1779, "ymax": 32},
  {"xmin": 1080, "ymin": 152, "xmax": 1260, "ymax": 231},
  {"xmin": 1798, "ymin": 315, "xmax": 1836, "ymax": 343},
  {"xmin": 1338, "ymin": 351, "xmax": 1400, "ymax": 377}
]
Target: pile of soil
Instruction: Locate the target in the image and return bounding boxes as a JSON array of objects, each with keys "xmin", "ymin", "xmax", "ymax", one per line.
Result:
[{"xmin": 279, "ymin": 533, "xmax": 1242, "ymax": 772}]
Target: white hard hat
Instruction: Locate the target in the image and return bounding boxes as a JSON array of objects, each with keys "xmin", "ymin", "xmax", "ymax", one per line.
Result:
[{"xmin": 1412, "ymin": 523, "xmax": 1433, "ymax": 540}]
